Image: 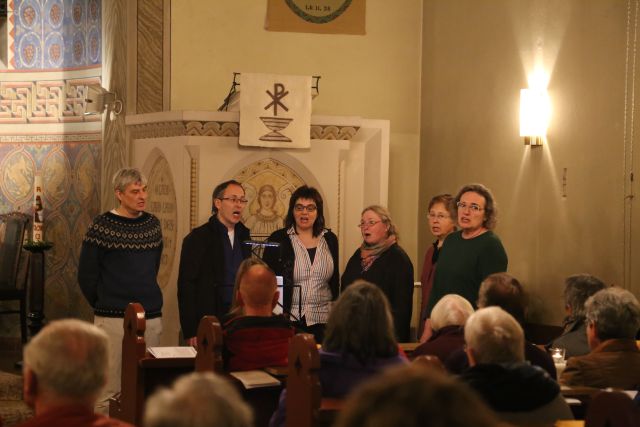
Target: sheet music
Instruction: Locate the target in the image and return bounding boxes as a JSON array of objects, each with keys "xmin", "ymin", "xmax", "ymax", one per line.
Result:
[
  {"xmin": 148, "ymin": 346, "xmax": 197, "ymax": 358},
  {"xmin": 230, "ymin": 370, "xmax": 281, "ymax": 389},
  {"xmin": 273, "ymin": 275, "xmax": 284, "ymax": 315}
]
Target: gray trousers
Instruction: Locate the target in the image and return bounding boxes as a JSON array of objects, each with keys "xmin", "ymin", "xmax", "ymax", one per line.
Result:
[{"xmin": 94, "ymin": 315, "xmax": 163, "ymax": 414}]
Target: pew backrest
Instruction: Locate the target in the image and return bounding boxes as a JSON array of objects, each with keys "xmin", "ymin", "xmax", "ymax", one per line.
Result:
[
  {"xmin": 110, "ymin": 305, "xmax": 222, "ymax": 426},
  {"xmin": 286, "ymin": 334, "xmax": 321, "ymax": 427},
  {"xmin": 585, "ymin": 390, "xmax": 639, "ymax": 427}
]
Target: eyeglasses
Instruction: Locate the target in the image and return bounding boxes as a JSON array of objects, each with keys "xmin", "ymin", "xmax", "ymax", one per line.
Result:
[
  {"xmin": 358, "ymin": 220, "xmax": 382, "ymax": 228},
  {"xmin": 456, "ymin": 201, "xmax": 484, "ymax": 212},
  {"xmin": 219, "ymin": 197, "xmax": 248, "ymax": 205},
  {"xmin": 294, "ymin": 204, "xmax": 317, "ymax": 213},
  {"xmin": 428, "ymin": 213, "xmax": 450, "ymax": 220}
]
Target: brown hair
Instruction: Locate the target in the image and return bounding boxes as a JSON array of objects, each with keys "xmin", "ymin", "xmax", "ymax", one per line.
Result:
[
  {"xmin": 455, "ymin": 183, "xmax": 498, "ymax": 230},
  {"xmin": 478, "ymin": 273, "xmax": 526, "ymax": 325},
  {"xmin": 335, "ymin": 364, "xmax": 502, "ymax": 427},
  {"xmin": 428, "ymin": 193, "xmax": 456, "ymax": 218},
  {"xmin": 323, "ymin": 280, "xmax": 398, "ymax": 363}
]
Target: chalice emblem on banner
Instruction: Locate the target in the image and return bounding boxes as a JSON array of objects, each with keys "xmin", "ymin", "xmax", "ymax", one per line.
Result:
[{"xmin": 259, "ymin": 83, "xmax": 293, "ymax": 142}]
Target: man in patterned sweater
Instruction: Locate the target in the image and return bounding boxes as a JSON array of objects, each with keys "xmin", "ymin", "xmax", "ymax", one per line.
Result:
[{"xmin": 78, "ymin": 167, "xmax": 163, "ymax": 413}]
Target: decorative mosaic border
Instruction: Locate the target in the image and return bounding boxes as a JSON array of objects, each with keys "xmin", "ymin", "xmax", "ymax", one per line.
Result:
[
  {"xmin": 0, "ymin": 132, "xmax": 101, "ymax": 143},
  {"xmin": 129, "ymin": 120, "xmax": 360, "ymax": 140},
  {"xmin": 0, "ymin": 76, "xmax": 102, "ymax": 123}
]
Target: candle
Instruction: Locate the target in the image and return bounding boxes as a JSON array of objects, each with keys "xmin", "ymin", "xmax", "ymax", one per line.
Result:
[
  {"xmin": 33, "ymin": 174, "xmax": 44, "ymax": 242},
  {"xmin": 550, "ymin": 347, "xmax": 565, "ymax": 364}
]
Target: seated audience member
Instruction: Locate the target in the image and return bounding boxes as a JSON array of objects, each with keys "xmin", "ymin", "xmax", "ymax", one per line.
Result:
[
  {"xmin": 446, "ymin": 272, "xmax": 557, "ymax": 378},
  {"xmin": 560, "ymin": 287, "xmax": 640, "ymax": 389},
  {"xmin": 461, "ymin": 307, "xmax": 573, "ymax": 425},
  {"xmin": 412, "ymin": 294, "xmax": 474, "ymax": 362},
  {"xmin": 16, "ymin": 319, "xmax": 133, "ymax": 427},
  {"xmin": 550, "ymin": 274, "xmax": 606, "ymax": 358},
  {"xmin": 334, "ymin": 364, "xmax": 502, "ymax": 427},
  {"xmin": 269, "ymin": 280, "xmax": 407, "ymax": 427},
  {"xmin": 144, "ymin": 372, "xmax": 253, "ymax": 427},
  {"xmin": 223, "ymin": 258, "xmax": 295, "ymax": 371}
]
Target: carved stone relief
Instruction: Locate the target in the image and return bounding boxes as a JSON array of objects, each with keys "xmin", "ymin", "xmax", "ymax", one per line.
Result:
[{"xmin": 146, "ymin": 152, "xmax": 177, "ymax": 290}]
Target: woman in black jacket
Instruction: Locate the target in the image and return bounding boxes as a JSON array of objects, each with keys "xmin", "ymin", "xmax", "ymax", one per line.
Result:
[
  {"xmin": 263, "ymin": 186, "xmax": 338, "ymax": 343},
  {"xmin": 341, "ymin": 205, "xmax": 414, "ymax": 341}
]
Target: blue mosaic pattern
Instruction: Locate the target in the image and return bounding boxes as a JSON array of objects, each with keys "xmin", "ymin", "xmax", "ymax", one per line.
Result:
[
  {"xmin": 0, "ymin": 142, "xmax": 101, "ymax": 331},
  {"xmin": 13, "ymin": 0, "xmax": 101, "ymax": 70}
]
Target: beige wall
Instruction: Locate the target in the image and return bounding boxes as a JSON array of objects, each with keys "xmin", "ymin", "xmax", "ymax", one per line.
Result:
[
  {"xmin": 171, "ymin": 0, "xmax": 423, "ymax": 270},
  {"xmin": 420, "ymin": 0, "xmax": 637, "ymax": 324}
]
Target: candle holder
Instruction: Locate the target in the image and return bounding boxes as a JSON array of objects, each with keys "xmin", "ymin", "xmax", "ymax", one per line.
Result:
[
  {"xmin": 23, "ymin": 241, "xmax": 54, "ymax": 337},
  {"xmin": 550, "ymin": 347, "xmax": 566, "ymax": 364}
]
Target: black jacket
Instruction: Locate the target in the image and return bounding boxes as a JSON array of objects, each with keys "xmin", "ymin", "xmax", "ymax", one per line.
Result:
[
  {"xmin": 263, "ymin": 228, "xmax": 340, "ymax": 317},
  {"xmin": 341, "ymin": 243, "xmax": 414, "ymax": 341},
  {"xmin": 460, "ymin": 363, "xmax": 562, "ymax": 412},
  {"xmin": 177, "ymin": 216, "xmax": 251, "ymax": 338}
]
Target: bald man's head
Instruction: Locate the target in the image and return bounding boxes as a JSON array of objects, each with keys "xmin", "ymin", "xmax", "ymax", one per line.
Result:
[{"xmin": 238, "ymin": 264, "xmax": 278, "ymax": 313}]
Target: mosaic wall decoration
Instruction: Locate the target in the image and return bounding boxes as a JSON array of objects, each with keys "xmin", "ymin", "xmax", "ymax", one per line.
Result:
[
  {"xmin": 233, "ymin": 158, "xmax": 305, "ymax": 240},
  {"xmin": 0, "ymin": 142, "xmax": 101, "ymax": 338},
  {"xmin": 9, "ymin": 0, "xmax": 102, "ymax": 70},
  {"xmin": 0, "ymin": 76, "xmax": 102, "ymax": 123},
  {"xmin": 0, "ymin": 0, "xmax": 103, "ymax": 341}
]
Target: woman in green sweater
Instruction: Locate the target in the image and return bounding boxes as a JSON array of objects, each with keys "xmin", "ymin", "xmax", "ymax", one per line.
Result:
[{"xmin": 424, "ymin": 184, "xmax": 508, "ymax": 328}]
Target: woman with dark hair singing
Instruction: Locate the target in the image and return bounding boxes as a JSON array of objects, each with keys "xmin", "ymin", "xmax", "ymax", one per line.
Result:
[{"xmin": 263, "ymin": 185, "xmax": 339, "ymax": 343}]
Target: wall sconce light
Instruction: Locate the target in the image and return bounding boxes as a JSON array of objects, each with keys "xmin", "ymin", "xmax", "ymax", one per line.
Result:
[
  {"xmin": 84, "ymin": 85, "xmax": 123, "ymax": 116},
  {"xmin": 520, "ymin": 87, "xmax": 550, "ymax": 146}
]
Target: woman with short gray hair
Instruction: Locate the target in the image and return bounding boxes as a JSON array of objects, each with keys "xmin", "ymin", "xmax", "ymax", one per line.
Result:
[{"xmin": 412, "ymin": 294, "xmax": 474, "ymax": 362}]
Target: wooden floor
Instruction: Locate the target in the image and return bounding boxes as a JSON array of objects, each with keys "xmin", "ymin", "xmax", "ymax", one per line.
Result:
[{"xmin": 0, "ymin": 347, "xmax": 23, "ymax": 375}]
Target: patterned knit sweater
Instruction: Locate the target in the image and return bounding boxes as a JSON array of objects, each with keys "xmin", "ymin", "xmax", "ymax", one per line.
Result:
[{"xmin": 78, "ymin": 211, "xmax": 163, "ymax": 318}]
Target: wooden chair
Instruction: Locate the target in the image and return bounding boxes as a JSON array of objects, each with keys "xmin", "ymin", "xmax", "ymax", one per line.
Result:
[
  {"xmin": 0, "ymin": 212, "xmax": 30, "ymax": 344},
  {"xmin": 109, "ymin": 303, "xmax": 221, "ymax": 426},
  {"xmin": 585, "ymin": 390, "xmax": 640, "ymax": 427}
]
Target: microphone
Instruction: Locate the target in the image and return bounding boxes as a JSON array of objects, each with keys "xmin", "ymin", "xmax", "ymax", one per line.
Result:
[{"xmin": 242, "ymin": 240, "xmax": 280, "ymax": 248}]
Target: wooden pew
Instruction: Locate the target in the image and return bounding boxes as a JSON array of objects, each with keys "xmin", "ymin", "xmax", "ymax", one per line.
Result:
[
  {"xmin": 285, "ymin": 334, "xmax": 345, "ymax": 427},
  {"xmin": 285, "ymin": 338, "xmax": 463, "ymax": 427},
  {"xmin": 109, "ymin": 303, "xmax": 221, "ymax": 426},
  {"xmin": 585, "ymin": 390, "xmax": 640, "ymax": 427},
  {"xmin": 110, "ymin": 304, "xmax": 283, "ymax": 427},
  {"xmin": 286, "ymin": 334, "xmax": 321, "ymax": 427},
  {"xmin": 560, "ymin": 386, "xmax": 602, "ymax": 420}
]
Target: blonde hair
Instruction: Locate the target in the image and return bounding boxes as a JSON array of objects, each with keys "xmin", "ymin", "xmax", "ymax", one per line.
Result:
[{"xmin": 362, "ymin": 205, "xmax": 399, "ymax": 241}]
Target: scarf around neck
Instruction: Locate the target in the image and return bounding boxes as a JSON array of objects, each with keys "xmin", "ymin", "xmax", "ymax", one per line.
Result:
[{"xmin": 360, "ymin": 235, "xmax": 397, "ymax": 272}]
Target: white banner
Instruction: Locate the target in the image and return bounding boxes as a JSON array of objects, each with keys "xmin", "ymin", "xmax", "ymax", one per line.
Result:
[{"xmin": 239, "ymin": 73, "xmax": 311, "ymax": 148}]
